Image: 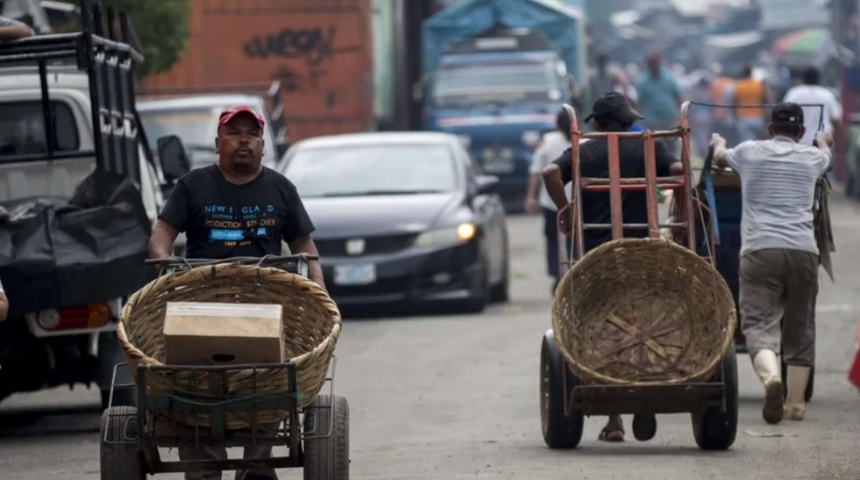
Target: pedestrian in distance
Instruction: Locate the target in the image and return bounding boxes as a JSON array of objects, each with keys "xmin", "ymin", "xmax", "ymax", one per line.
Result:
[
  {"xmin": 542, "ymin": 92, "xmax": 683, "ymax": 442},
  {"xmin": 782, "ymin": 66, "xmax": 842, "ymax": 148},
  {"xmin": 731, "ymin": 64, "xmax": 772, "ymax": 142},
  {"xmin": 710, "ymin": 102, "xmax": 833, "ymax": 424},
  {"xmin": 148, "ymin": 105, "xmax": 325, "ymax": 480},
  {"xmin": 525, "ymin": 110, "xmax": 572, "ymax": 293}
]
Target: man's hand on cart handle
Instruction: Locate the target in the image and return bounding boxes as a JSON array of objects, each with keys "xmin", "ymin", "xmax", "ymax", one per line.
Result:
[
  {"xmin": 558, "ymin": 207, "xmax": 574, "ymax": 237},
  {"xmin": 709, "ymin": 134, "xmax": 730, "ymax": 170},
  {"xmin": 814, "ymin": 131, "xmax": 834, "ymax": 148}
]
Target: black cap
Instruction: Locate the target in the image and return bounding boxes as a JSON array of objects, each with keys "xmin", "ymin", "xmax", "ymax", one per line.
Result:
[
  {"xmin": 771, "ymin": 102, "xmax": 804, "ymax": 126},
  {"xmin": 584, "ymin": 92, "xmax": 643, "ymax": 124}
]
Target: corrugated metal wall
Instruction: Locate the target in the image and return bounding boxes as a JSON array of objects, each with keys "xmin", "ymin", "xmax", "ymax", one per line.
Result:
[{"xmin": 140, "ymin": 0, "xmax": 374, "ymax": 143}]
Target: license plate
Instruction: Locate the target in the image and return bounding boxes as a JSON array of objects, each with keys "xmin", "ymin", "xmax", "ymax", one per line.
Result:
[
  {"xmin": 333, "ymin": 264, "xmax": 376, "ymax": 286},
  {"xmin": 482, "ymin": 158, "xmax": 515, "ymax": 174}
]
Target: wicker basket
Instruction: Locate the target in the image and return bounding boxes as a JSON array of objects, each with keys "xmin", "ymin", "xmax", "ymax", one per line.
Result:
[
  {"xmin": 117, "ymin": 263, "xmax": 342, "ymax": 429},
  {"xmin": 552, "ymin": 238, "xmax": 736, "ymax": 385}
]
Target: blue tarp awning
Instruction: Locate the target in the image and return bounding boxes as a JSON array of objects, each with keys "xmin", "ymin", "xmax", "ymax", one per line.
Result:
[{"xmin": 422, "ymin": 0, "xmax": 585, "ymax": 82}]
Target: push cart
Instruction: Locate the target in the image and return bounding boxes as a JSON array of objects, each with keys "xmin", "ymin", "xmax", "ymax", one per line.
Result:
[
  {"xmin": 100, "ymin": 254, "xmax": 349, "ymax": 480},
  {"xmin": 693, "ymin": 100, "xmax": 829, "ymax": 403},
  {"xmin": 540, "ymin": 102, "xmax": 739, "ymax": 451}
]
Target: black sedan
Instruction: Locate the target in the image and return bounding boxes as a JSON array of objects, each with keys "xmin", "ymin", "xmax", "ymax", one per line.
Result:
[{"xmin": 278, "ymin": 132, "xmax": 510, "ymax": 313}]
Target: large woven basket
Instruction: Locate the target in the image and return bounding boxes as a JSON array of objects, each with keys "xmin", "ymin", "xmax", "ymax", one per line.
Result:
[
  {"xmin": 117, "ymin": 263, "xmax": 341, "ymax": 429},
  {"xmin": 552, "ymin": 238, "xmax": 736, "ymax": 385}
]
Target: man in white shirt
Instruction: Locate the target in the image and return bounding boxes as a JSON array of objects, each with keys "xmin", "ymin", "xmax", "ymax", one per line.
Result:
[
  {"xmin": 782, "ymin": 66, "xmax": 842, "ymax": 146},
  {"xmin": 710, "ymin": 102, "xmax": 832, "ymax": 425},
  {"xmin": 526, "ymin": 111, "xmax": 571, "ymax": 292}
]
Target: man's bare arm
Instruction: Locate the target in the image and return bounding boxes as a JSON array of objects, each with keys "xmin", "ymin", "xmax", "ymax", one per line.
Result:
[
  {"xmin": 815, "ymin": 131, "xmax": 835, "ymax": 170},
  {"xmin": 148, "ymin": 219, "xmax": 179, "ymax": 259},
  {"xmin": 0, "ymin": 292, "xmax": 8, "ymax": 322},
  {"xmin": 542, "ymin": 164, "xmax": 570, "ymax": 212},
  {"xmin": 288, "ymin": 235, "xmax": 327, "ymax": 292},
  {"xmin": 525, "ymin": 173, "xmax": 541, "ymax": 213},
  {"xmin": 0, "ymin": 23, "xmax": 33, "ymax": 41}
]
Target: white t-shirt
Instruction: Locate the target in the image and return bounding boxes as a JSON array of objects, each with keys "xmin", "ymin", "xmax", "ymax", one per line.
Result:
[
  {"xmin": 782, "ymin": 85, "xmax": 842, "ymax": 146},
  {"xmin": 529, "ymin": 130, "xmax": 572, "ymax": 211},
  {"xmin": 725, "ymin": 136, "xmax": 830, "ymax": 257}
]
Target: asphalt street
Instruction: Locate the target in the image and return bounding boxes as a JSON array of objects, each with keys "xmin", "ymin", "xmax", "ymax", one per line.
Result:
[{"xmin": 1, "ymin": 195, "xmax": 859, "ymax": 480}]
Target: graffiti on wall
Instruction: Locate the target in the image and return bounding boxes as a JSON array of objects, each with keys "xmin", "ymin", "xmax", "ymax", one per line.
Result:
[{"xmin": 243, "ymin": 25, "xmax": 361, "ymax": 100}]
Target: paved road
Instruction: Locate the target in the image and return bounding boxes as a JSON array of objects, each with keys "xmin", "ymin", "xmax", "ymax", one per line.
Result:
[{"xmin": 2, "ymin": 196, "xmax": 860, "ymax": 480}]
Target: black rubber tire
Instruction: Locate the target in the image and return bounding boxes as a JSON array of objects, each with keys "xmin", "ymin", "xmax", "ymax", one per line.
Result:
[
  {"xmin": 99, "ymin": 406, "xmax": 144, "ymax": 480},
  {"xmin": 692, "ymin": 343, "xmax": 738, "ymax": 451},
  {"xmin": 304, "ymin": 394, "xmax": 350, "ymax": 480},
  {"xmin": 489, "ymin": 234, "xmax": 510, "ymax": 303},
  {"xmin": 632, "ymin": 414, "xmax": 657, "ymax": 442},
  {"xmin": 781, "ymin": 360, "xmax": 814, "ymax": 402},
  {"xmin": 463, "ymin": 260, "xmax": 489, "ymax": 313},
  {"xmin": 540, "ymin": 330, "xmax": 584, "ymax": 449}
]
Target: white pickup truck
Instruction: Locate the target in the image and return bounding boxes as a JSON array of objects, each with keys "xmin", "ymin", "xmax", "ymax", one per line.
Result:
[{"xmin": 0, "ymin": 16, "xmax": 192, "ymax": 408}]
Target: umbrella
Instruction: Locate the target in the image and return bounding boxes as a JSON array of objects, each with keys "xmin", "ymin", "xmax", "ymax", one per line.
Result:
[{"xmin": 772, "ymin": 28, "xmax": 831, "ymax": 56}]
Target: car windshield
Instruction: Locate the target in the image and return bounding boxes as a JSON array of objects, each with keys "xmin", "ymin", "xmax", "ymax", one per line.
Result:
[
  {"xmin": 283, "ymin": 143, "xmax": 458, "ymax": 198},
  {"xmin": 139, "ymin": 108, "xmax": 220, "ymax": 169},
  {"xmin": 432, "ymin": 61, "xmax": 563, "ymax": 107}
]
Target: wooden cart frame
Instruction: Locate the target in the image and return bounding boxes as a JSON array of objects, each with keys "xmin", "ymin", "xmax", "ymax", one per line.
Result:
[
  {"xmin": 540, "ymin": 102, "xmax": 739, "ymax": 451},
  {"xmin": 99, "ymin": 255, "xmax": 349, "ymax": 480}
]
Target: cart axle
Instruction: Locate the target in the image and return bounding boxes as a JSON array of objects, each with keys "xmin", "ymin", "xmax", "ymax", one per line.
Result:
[{"xmin": 569, "ymin": 382, "xmax": 724, "ymax": 416}]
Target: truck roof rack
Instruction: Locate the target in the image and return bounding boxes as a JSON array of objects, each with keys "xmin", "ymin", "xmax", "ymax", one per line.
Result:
[
  {"xmin": 446, "ymin": 25, "xmax": 555, "ymax": 55},
  {"xmin": 0, "ymin": 0, "xmax": 148, "ymax": 183}
]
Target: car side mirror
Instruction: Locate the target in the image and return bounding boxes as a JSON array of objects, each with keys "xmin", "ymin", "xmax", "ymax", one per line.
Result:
[
  {"xmin": 475, "ymin": 175, "xmax": 500, "ymax": 196},
  {"xmin": 157, "ymin": 135, "xmax": 191, "ymax": 183}
]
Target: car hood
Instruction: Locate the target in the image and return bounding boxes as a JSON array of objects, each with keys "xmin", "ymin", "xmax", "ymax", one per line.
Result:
[{"xmin": 302, "ymin": 193, "xmax": 459, "ymax": 238}]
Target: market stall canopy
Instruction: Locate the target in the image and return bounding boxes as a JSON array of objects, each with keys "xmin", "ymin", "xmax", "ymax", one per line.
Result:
[{"xmin": 772, "ymin": 27, "xmax": 832, "ymax": 56}]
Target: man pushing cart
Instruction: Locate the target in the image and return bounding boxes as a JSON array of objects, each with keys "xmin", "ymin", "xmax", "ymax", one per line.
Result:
[{"xmin": 539, "ymin": 93, "xmax": 739, "ymax": 449}]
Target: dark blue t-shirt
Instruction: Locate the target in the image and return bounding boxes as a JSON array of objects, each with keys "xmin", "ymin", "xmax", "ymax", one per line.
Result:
[{"xmin": 159, "ymin": 164, "xmax": 315, "ymax": 259}]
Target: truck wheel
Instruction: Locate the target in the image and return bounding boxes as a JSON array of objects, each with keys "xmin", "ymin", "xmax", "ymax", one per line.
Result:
[
  {"xmin": 692, "ymin": 344, "xmax": 738, "ymax": 450},
  {"xmin": 540, "ymin": 329, "xmax": 583, "ymax": 449},
  {"xmin": 100, "ymin": 406, "xmax": 144, "ymax": 480},
  {"xmin": 304, "ymin": 394, "xmax": 350, "ymax": 480}
]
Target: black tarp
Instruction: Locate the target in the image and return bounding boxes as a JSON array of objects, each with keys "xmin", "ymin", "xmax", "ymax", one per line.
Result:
[{"xmin": 0, "ymin": 169, "xmax": 156, "ymax": 317}]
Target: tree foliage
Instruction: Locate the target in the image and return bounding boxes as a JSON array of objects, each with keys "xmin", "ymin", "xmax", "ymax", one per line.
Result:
[{"xmin": 59, "ymin": 0, "xmax": 191, "ymax": 78}]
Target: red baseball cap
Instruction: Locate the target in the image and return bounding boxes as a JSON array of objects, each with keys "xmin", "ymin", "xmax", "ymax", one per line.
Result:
[{"xmin": 218, "ymin": 105, "xmax": 265, "ymax": 130}]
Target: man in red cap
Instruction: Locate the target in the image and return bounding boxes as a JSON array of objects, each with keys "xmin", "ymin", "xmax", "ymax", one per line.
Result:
[{"xmin": 148, "ymin": 105, "xmax": 325, "ymax": 480}]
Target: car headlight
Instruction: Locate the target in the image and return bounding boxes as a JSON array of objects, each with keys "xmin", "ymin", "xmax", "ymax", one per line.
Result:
[
  {"xmin": 415, "ymin": 223, "xmax": 476, "ymax": 248},
  {"xmin": 522, "ymin": 130, "xmax": 541, "ymax": 147},
  {"xmin": 481, "ymin": 148, "xmax": 494, "ymax": 162}
]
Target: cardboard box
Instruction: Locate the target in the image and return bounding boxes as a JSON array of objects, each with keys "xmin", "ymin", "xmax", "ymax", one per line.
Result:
[{"xmin": 163, "ymin": 302, "xmax": 285, "ymax": 365}]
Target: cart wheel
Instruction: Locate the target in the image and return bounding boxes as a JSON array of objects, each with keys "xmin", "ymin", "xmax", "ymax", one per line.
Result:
[
  {"xmin": 781, "ymin": 360, "xmax": 814, "ymax": 402},
  {"xmin": 692, "ymin": 343, "xmax": 738, "ymax": 451},
  {"xmin": 304, "ymin": 394, "xmax": 350, "ymax": 480},
  {"xmin": 540, "ymin": 329, "xmax": 584, "ymax": 449},
  {"xmin": 99, "ymin": 406, "xmax": 144, "ymax": 480}
]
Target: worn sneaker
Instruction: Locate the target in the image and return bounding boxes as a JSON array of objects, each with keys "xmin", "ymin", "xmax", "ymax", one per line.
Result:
[{"xmin": 762, "ymin": 379, "xmax": 784, "ymax": 424}]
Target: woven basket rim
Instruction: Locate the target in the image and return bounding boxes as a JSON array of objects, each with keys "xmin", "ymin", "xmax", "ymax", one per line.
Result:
[
  {"xmin": 552, "ymin": 237, "xmax": 736, "ymax": 385},
  {"xmin": 117, "ymin": 264, "xmax": 342, "ymax": 369}
]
